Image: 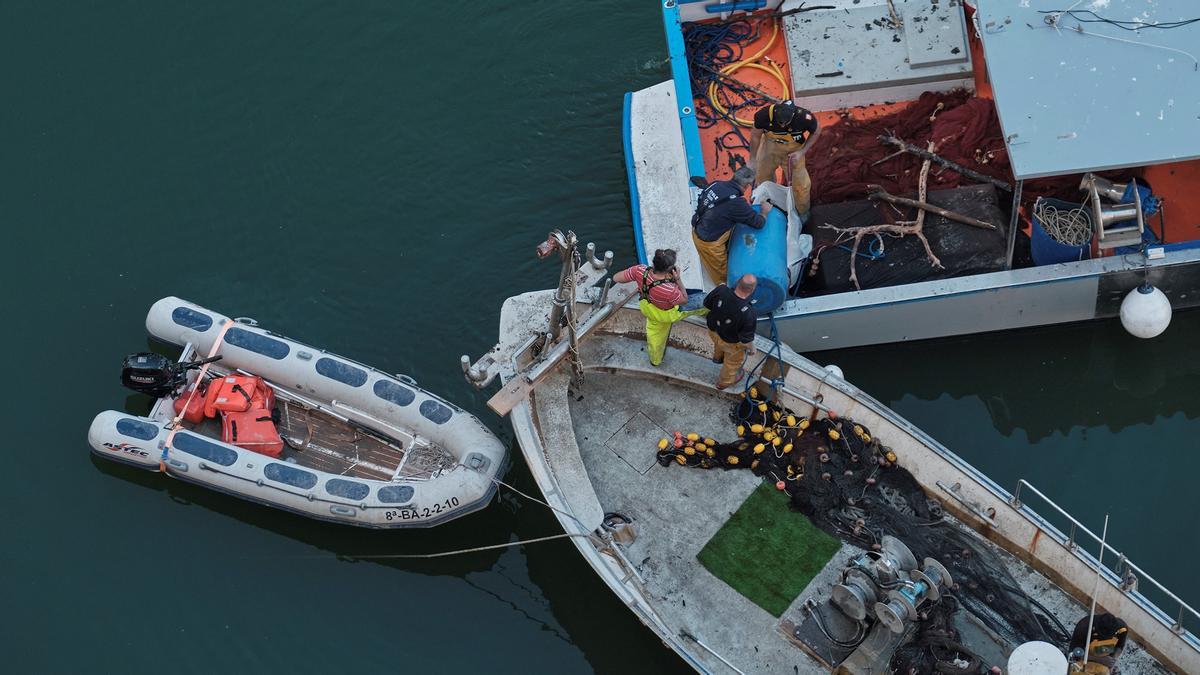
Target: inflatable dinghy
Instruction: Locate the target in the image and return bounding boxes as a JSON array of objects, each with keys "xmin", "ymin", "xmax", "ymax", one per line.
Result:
[{"xmin": 89, "ymin": 297, "xmax": 507, "ymax": 528}]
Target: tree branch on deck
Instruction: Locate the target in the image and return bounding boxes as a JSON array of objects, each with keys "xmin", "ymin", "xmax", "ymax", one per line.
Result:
[
  {"xmin": 820, "ymin": 143, "xmax": 944, "ymax": 290},
  {"xmin": 877, "ymin": 134, "xmax": 1013, "ymax": 193}
]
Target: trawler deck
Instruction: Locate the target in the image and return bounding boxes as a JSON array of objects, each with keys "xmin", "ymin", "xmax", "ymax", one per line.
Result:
[{"xmin": 528, "ymin": 328, "xmax": 1171, "ymax": 673}]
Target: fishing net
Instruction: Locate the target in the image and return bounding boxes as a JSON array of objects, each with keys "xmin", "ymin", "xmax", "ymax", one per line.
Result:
[{"xmin": 656, "ymin": 389, "xmax": 1070, "ymax": 670}]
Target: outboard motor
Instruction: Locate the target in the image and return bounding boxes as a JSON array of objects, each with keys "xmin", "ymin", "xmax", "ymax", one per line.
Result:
[{"xmin": 120, "ymin": 352, "xmax": 222, "ymax": 398}]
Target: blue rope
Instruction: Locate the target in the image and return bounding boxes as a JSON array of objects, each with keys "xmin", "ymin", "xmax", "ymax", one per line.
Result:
[
  {"xmin": 836, "ymin": 236, "xmax": 885, "ymax": 260},
  {"xmin": 736, "ymin": 312, "xmax": 786, "ymax": 419}
]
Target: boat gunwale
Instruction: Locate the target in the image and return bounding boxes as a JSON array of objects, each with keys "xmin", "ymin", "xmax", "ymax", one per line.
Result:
[{"xmin": 501, "ymin": 296, "xmax": 1199, "ymax": 672}]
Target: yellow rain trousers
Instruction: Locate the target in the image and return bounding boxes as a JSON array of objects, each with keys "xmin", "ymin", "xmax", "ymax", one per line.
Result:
[
  {"xmin": 640, "ymin": 299, "xmax": 707, "ymax": 366},
  {"xmin": 692, "ymin": 228, "xmax": 732, "ymax": 286}
]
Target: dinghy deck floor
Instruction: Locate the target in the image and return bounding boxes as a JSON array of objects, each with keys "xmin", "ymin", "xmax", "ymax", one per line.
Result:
[{"xmin": 187, "ymin": 400, "xmax": 454, "ymax": 482}]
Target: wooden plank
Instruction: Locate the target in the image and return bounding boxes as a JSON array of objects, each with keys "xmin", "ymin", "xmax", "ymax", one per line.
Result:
[{"xmin": 487, "ymin": 288, "xmax": 638, "ymax": 417}]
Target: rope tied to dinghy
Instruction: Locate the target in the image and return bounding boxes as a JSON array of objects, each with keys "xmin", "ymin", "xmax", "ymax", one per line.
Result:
[{"xmin": 344, "ymin": 533, "xmax": 595, "ymax": 560}]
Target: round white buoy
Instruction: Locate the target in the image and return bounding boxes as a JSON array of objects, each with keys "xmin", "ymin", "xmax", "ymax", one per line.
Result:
[
  {"xmin": 1007, "ymin": 641, "xmax": 1068, "ymax": 675},
  {"xmin": 1119, "ymin": 283, "xmax": 1172, "ymax": 339},
  {"xmin": 824, "ymin": 364, "xmax": 844, "ymax": 379}
]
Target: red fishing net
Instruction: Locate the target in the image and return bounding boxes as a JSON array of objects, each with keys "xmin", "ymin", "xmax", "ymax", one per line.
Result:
[{"xmin": 805, "ymin": 90, "xmax": 1124, "ymax": 213}]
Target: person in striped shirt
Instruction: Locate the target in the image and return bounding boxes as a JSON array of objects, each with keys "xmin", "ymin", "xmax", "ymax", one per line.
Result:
[{"xmin": 613, "ymin": 249, "xmax": 706, "ymax": 366}]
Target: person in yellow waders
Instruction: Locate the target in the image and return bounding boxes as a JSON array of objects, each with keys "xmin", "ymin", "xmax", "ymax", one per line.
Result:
[
  {"xmin": 612, "ymin": 249, "xmax": 706, "ymax": 366},
  {"xmin": 691, "ymin": 167, "xmax": 766, "ymax": 286},
  {"xmin": 749, "ymin": 100, "xmax": 820, "ymax": 220}
]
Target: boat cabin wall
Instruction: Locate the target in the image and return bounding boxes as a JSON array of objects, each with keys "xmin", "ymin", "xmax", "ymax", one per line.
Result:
[{"xmin": 143, "ymin": 297, "xmax": 495, "ymax": 464}]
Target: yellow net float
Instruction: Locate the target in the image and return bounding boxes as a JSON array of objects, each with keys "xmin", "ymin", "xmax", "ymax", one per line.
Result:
[
  {"xmin": 687, "ymin": 432, "xmax": 699, "ymax": 442},
  {"xmin": 728, "ymin": 456, "xmax": 739, "ymax": 465},
  {"xmin": 684, "ymin": 446, "xmax": 696, "ymax": 456},
  {"xmin": 799, "ymin": 419, "xmax": 810, "ymax": 430},
  {"xmin": 753, "ymin": 443, "xmax": 765, "ymax": 454},
  {"xmin": 750, "ymin": 424, "xmax": 764, "ymax": 434},
  {"xmin": 658, "ymin": 438, "xmax": 669, "ymax": 450},
  {"xmin": 675, "ymin": 455, "xmax": 687, "ymax": 465},
  {"xmin": 772, "ymin": 437, "xmax": 781, "ymax": 447},
  {"xmin": 736, "ymin": 425, "xmax": 746, "ymax": 436},
  {"xmin": 786, "ymin": 415, "xmax": 796, "ymax": 426},
  {"xmin": 783, "ymin": 443, "xmax": 793, "ymax": 453}
]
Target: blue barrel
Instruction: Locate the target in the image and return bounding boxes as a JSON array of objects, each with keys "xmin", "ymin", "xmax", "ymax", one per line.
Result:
[
  {"xmin": 728, "ymin": 205, "xmax": 788, "ymax": 315},
  {"xmin": 1031, "ymin": 197, "xmax": 1092, "ymax": 266}
]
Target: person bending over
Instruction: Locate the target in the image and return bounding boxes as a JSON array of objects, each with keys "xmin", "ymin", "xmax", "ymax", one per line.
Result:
[
  {"xmin": 749, "ymin": 100, "xmax": 819, "ymax": 219},
  {"xmin": 691, "ymin": 167, "xmax": 765, "ymax": 285}
]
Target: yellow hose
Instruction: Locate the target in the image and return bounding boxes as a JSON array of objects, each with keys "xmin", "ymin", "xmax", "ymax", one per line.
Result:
[{"xmin": 707, "ymin": 21, "xmax": 789, "ymax": 127}]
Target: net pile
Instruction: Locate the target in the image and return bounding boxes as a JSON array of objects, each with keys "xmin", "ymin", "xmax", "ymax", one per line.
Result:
[
  {"xmin": 656, "ymin": 389, "xmax": 1070, "ymax": 670},
  {"xmin": 803, "ymin": 91, "xmax": 1129, "ymax": 218}
]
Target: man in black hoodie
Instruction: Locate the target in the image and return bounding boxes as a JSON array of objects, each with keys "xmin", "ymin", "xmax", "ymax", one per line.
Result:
[{"xmin": 704, "ymin": 274, "xmax": 758, "ymax": 390}]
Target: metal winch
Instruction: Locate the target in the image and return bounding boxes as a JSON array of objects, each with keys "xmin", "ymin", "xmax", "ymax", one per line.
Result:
[
  {"xmin": 831, "ymin": 536, "xmax": 918, "ymax": 621},
  {"xmin": 874, "ymin": 557, "xmax": 954, "ymax": 634},
  {"xmin": 829, "ymin": 535, "xmax": 954, "ymax": 634}
]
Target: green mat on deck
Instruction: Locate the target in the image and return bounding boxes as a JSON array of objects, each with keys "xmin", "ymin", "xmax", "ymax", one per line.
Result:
[{"xmin": 697, "ymin": 481, "xmax": 841, "ymax": 617}]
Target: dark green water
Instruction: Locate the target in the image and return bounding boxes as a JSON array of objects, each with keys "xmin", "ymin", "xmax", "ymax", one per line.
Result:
[{"xmin": 2, "ymin": 2, "xmax": 1196, "ymax": 672}]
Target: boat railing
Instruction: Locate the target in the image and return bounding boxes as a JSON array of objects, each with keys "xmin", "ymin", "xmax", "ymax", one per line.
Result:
[{"xmin": 1009, "ymin": 479, "xmax": 1200, "ymax": 647}]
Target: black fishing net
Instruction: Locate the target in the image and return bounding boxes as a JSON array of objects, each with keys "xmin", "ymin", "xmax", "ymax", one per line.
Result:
[{"xmin": 656, "ymin": 390, "xmax": 1071, "ymax": 671}]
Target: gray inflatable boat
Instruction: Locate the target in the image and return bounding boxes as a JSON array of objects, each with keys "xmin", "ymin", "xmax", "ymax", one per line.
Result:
[{"xmin": 89, "ymin": 297, "xmax": 507, "ymax": 528}]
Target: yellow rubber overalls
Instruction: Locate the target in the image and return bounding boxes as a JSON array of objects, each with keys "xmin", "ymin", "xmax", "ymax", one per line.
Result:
[{"xmin": 638, "ymin": 268, "xmax": 706, "ymax": 366}]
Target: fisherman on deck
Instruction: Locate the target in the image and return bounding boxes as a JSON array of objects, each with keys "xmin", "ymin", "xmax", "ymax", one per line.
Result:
[
  {"xmin": 749, "ymin": 100, "xmax": 820, "ymax": 220},
  {"xmin": 613, "ymin": 249, "xmax": 705, "ymax": 367},
  {"xmin": 691, "ymin": 166, "xmax": 766, "ymax": 286},
  {"xmin": 1068, "ymin": 613, "xmax": 1128, "ymax": 674},
  {"xmin": 704, "ymin": 274, "xmax": 758, "ymax": 390}
]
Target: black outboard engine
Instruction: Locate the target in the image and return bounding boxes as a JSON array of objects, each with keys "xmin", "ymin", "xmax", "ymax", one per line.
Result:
[{"xmin": 121, "ymin": 352, "xmax": 222, "ymax": 398}]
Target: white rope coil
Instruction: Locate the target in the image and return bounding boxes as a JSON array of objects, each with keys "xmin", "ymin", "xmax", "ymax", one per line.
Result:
[{"xmin": 1034, "ymin": 200, "xmax": 1092, "ymax": 246}]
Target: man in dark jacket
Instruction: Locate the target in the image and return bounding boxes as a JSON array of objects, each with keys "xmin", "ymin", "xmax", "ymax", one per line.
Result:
[
  {"xmin": 704, "ymin": 274, "xmax": 758, "ymax": 389},
  {"xmin": 691, "ymin": 166, "xmax": 766, "ymax": 285}
]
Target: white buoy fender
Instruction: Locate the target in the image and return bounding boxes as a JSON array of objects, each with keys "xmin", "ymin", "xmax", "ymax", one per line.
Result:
[
  {"xmin": 1119, "ymin": 283, "xmax": 1171, "ymax": 339},
  {"xmin": 1007, "ymin": 641, "xmax": 1068, "ymax": 674},
  {"xmin": 824, "ymin": 364, "xmax": 844, "ymax": 379}
]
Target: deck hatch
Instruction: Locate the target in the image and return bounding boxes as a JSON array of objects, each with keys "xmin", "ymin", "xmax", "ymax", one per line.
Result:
[{"xmin": 604, "ymin": 412, "xmax": 669, "ymax": 475}]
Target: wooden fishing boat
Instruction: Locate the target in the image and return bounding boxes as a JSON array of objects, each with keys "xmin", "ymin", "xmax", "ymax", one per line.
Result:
[
  {"xmin": 462, "ymin": 232, "xmax": 1197, "ymax": 673},
  {"xmin": 90, "ymin": 297, "xmax": 507, "ymax": 528}
]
